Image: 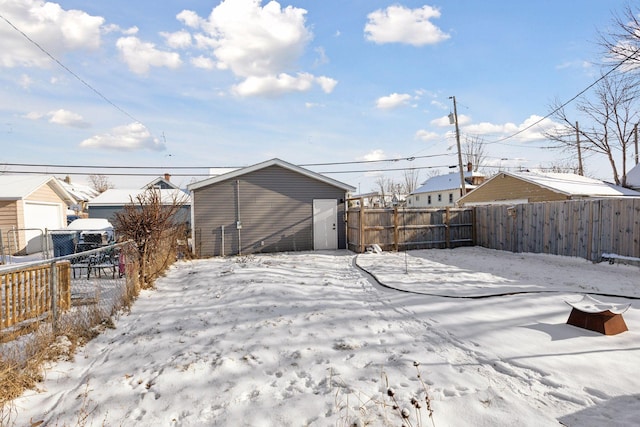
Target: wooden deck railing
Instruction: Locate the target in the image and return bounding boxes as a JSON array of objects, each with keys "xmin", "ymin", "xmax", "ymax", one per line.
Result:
[{"xmin": 0, "ymin": 261, "xmax": 71, "ymax": 330}]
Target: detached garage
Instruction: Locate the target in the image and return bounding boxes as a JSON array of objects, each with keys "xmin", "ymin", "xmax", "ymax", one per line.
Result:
[
  {"xmin": 0, "ymin": 175, "xmax": 74, "ymax": 254},
  {"xmin": 188, "ymin": 158, "xmax": 355, "ymax": 257}
]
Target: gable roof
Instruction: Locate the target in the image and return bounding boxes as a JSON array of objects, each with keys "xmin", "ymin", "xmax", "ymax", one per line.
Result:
[
  {"xmin": 57, "ymin": 178, "xmax": 99, "ymax": 202},
  {"xmin": 188, "ymin": 158, "xmax": 356, "ymax": 192},
  {"xmin": 412, "ymin": 170, "xmax": 483, "ymax": 194},
  {"xmin": 88, "ymin": 188, "xmax": 191, "ymax": 206},
  {"xmin": 143, "ymin": 177, "xmax": 180, "ymax": 190},
  {"xmin": 0, "ymin": 174, "xmax": 75, "ymax": 204},
  {"xmin": 627, "ymin": 163, "xmax": 640, "ymax": 189},
  {"xmin": 465, "ymin": 171, "xmax": 640, "ymax": 200}
]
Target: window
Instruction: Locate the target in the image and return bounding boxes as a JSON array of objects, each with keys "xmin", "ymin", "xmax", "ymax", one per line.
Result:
[
  {"xmin": 437, "ymin": 194, "xmax": 442, "ymax": 202},
  {"xmin": 449, "ymin": 193, "xmax": 453, "ymax": 203},
  {"xmin": 427, "ymin": 195, "xmax": 432, "ymax": 204},
  {"xmin": 415, "ymin": 195, "xmax": 420, "ymax": 201}
]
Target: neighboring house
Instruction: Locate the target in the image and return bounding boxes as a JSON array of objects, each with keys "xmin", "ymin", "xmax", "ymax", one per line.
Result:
[
  {"xmin": 407, "ymin": 166, "xmax": 485, "ymax": 208},
  {"xmin": 188, "ymin": 158, "xmax": 355, "ymax": 257},
  {"xmin": 0, "ymin": 175, "xmax": 75, "ymax": 254},
  {"xmin": 627, "ymin": 163, "xmax": 640, "ymax": 190},
  {"xmin": 57, "ymin": 175, "xmax": 99, "ymax": 218},
  {"xmin": 144, "ymin": 173, "xmax": 181, "ymax": 190},
  {"xmin": 87, "ymin": 187, "xmax": 191, "ymax": 227},
  {"xmin": 457, "ymin": 171, "xmax": 640, "ymax": 206}
]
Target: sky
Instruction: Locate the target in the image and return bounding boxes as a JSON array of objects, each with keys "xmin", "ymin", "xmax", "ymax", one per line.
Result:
[
  {"xmin": 9, "ymin": 248, "xmax": 640, "ymax": 426},
  {"xmin": 0, "ymin": 0, "xmax": 633, "ymax": 192}
]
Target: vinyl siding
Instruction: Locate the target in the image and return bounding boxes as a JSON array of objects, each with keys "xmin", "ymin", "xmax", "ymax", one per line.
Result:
[
  {"xmin": 460, "ymin": 174, "xmax": 568, "ymax": 205},
  {"xmin": 26, "ymin": 182, "xmax": 64, "ymax": 203},
  {"xmin": 193, "ymin": 165, "xmax": 348, "ymax": 257}
]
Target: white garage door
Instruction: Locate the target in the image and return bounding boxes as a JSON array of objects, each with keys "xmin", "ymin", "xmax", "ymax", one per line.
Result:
[{"xmin": 24, "ymin": 202, "xmax": 63, "ymax": 254}]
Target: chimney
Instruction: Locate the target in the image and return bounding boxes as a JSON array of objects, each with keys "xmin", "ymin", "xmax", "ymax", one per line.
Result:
[
  {"xmin": 164, "ymin": 173, "xmax": 171, "ymax": 182},
  {"xmin": 64, "ymin": 175, "xmax": 71, "ymax": 184},
  {"xmin": 467, "ymin": 162, "xmax": 473, "ymax": 172}
]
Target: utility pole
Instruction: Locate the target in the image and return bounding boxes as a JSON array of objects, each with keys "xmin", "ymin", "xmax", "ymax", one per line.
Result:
[
  {"xmin": 635, "ymin": 123, "xmax": 638, "ymax": 165},
  {"xmin": 449, "ymin": 96, "xmax": 466, "ymax": 196},
  {"xmin": 576, "ymin": 121, "xmax": 584, "ymax": 175}
]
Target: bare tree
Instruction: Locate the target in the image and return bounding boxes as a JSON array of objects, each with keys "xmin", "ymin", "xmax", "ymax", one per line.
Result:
[
  {"xmin": 113, "ymin": 189, "xmax": 188, "ymax": 288},
  {"xmin": 88, "ymin": 174, "xmax": 114, "ymax": 193},
  {"xmin": 545, "ymin": 71, "xmax": 639, "ymax": 186},
  {"xmin": 599, "ymin": 5, "xmax": 640, "ymax": 69},
  {"xmin": 401, "ymin": 169, "xmax": 420, "ymax": 194},
  {"xmin": 463, "ymin": 135, "xmax": 486, "ymax": 171}
]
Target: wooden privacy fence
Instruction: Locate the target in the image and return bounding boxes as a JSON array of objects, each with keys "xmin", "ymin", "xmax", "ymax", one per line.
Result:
[
  {"xmin": 347, "ymin": 206, "xmax": 474, "ymax": 253},
  {"xmin": 0, "ymin": 261, "xmax": 71, "ymax": 331},
  {"xmin": 474, "ymin": 198, "xmax": 640, "ymax": 262}
]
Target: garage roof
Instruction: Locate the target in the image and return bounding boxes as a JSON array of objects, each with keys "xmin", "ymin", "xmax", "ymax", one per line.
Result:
[
  {"xmin": 0, "ymin": 175, "xmax": 75, "ymax": 203},
  {"xmin": 188, "ymin": 158, "xmax": 356, "ymax": 192}
]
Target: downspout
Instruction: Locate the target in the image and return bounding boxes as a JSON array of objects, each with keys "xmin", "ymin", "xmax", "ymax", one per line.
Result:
[{"xmin": 236, "ymin": 180, "xmax": 242, "ymax": 255}]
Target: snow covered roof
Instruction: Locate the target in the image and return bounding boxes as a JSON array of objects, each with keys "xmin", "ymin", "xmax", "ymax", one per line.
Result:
[
  {"xmin": 88, "ymin": 188, "xmax": 191, "ymax": 206},
  {"xmin": 0, "ymin": 174, "xmax": 75, "ymax": 203},
  {"xmin": 412, "ymin": 170, "xmax": 482, "ymax": 194},
  {"xmin": 506, "ymin": 171, "xmax": 640, "ymax": 197},
  {"xmin": 627, "ymin": 163, "xmax": 640, "ymax": 189},
  {"xmin": 57, "ymin": 178, "xmax": 99, "ymax": 202},
  {"xmin": 188, "ymin": 158, "xmax": 356, "ymax": 192}
]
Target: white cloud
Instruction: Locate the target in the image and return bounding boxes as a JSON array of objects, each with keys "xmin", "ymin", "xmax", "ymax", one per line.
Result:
[
  {"xmin": 177, "ymin": 10, "xmax": 203, "ymax": 28},
  {"xmin": 161, "ymin": 30, "xmax": 192, "ymax": 49},
  {"xmin": 19, "ymin": 74, "xmax": 33, "ymax": 89},
  {"xmin": 415, "ymin": 129, "xmax": 439, "ymax": 142},
  {"xmin": 232, "ymin": 72, "xmax": 315, "ymax": 97},
  {"xmin": 0, "ymin": 0, "xmax": 104, "ymax": 68},
  {"xmin": 376, "ymin": 93, "xmax": 412, "ymax": 109},
  {"xmin": 316, "ymin": 76, "xmax": 337, "ymax": 93},
  {"xmin": 103, "ymin": 24, "xmax": 139, "ymax": 35},
  {"xmin": 362, "ymin": 149, "xmax": 386, "ymax": 162},
  {"xmin": 24, "ymin": 111, "xmax": 44, "ymax": 120},
  {"xmin": 178, "ymin": 0, "xmax": 332, "ymax": 96},
  {"xmin": 116, "ymin": 36, "xmax": 182, "ymax": 75},
  {"xmin": 364, "ymin": 5, "xmax": 450, "ymax": 46},
  {"xmin": 48, "ymin": 109, "xmax": 90, "ymax": 128},
  {"xmin": 79, "ymin": 122, "xmax": 166, "ymax": 151},
  {"xmin": 464, "ymin": 115, "xmax": 558, "ymax": 141},
  {"xmin": 191, "ymin": 55, "xmax": 216, "ymax": 70}
]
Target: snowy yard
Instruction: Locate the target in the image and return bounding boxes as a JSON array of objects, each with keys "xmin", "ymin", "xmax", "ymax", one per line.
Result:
[{"xmin": 11, "ymin": 247, "xmax": 640, "ymax": 426}]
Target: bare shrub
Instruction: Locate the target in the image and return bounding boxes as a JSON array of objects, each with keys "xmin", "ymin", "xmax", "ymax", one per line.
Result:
[{"xmin": 113, "ymin": 189, "xmax": 188, "ymax": 289}]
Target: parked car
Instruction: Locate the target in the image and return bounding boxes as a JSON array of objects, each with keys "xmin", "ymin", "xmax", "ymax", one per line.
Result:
[{"xmin": 66, "ymin": 218, "xmax": 115, "ymax": 251}]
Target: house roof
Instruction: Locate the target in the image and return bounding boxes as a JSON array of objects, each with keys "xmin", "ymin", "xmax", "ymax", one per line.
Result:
[
  {"xmin": 466, "ymin": 171, "xmax": 640, "ymax": 200},
  {"xmin": 143, "ymin": 177, "xmax": 180, "ymax": 190},
  {"xmin": 412, "ymin": 170, "xmax": 482, "ymax": 194},
  {"xmin": 57, "ymin": 178, "xmax": 99, "ymax": 202},
  {"xmin": 88, "ymin": 188, "xmax": 191, "ymax": 206},
  {"xmin": 627, "ymin": 163, "xmax": 640, "ymax": 189},
  {"xmin": 0, "ymin": 174, "xmax": 75, "ymax": 204},
  {"xmin": 188, "ymin": 158, "xmax": 356, "ymax": 192}
]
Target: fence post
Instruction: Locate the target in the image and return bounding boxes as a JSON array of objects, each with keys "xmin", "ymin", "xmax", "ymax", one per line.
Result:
[
  {"xmin": 445, "ymin": 207, "xmax": 451, "ymax": 249},
  {"xmin": 359, "ymin": 201, "xmax": 365, "ymax": 253},
  {"xmin": 50, "ymin": 260, "xmax": 58, "ymax": 332},
  {"xmin": 394, "ymin": 207, "xmax": 399, "ymax": 252}
]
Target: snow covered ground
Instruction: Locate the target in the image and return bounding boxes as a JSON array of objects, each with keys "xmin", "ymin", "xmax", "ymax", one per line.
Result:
[{"xmin": 10, "ymin": 247, "xmax": 640, "ymax": 426}]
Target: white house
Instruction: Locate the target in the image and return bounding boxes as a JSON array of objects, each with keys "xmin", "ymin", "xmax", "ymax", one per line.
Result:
[
  {"xmin": 406, "ymin": 166, "xmax": 485, "ymax": 208},
  {"xmin": 627, "ymin": 163, "xmax": 640, "ymax": 190}
]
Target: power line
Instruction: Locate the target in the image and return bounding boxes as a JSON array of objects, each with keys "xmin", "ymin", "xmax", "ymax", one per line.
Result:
[
  {"xmin": 0, "ymin": 12, "xmax": 144, "ymax": 126},
  {"xmin": 483, "ymin": 47, "xmax": 640, "ymax": 146},
  {"xmin": 0, "ymin": 153, "xmax": 452, "ymax": 171}
]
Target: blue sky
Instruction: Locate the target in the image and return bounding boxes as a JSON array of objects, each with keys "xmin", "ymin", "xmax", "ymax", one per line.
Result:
[{"xmin": 0, "ymin": 0, "xmax": 631, "ymax": 191}]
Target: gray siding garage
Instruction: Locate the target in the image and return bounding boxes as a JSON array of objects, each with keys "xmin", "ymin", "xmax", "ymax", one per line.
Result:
[{"xmin": 188, "ymin": 159, "xmax": 355, "ymax": 257}]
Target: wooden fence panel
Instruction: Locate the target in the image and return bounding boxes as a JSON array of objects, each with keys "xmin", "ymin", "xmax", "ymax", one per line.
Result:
[
  {"xmin": 1, "ymin": 262, "xmax": 70, "ymax": 330},
  {"xmin": 346, "ymin": 206, "xmax": 473, "ymax": 252},
  {"xmin": 474, "ymin": 198, "xmax": 640, "ymax": 262}
]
